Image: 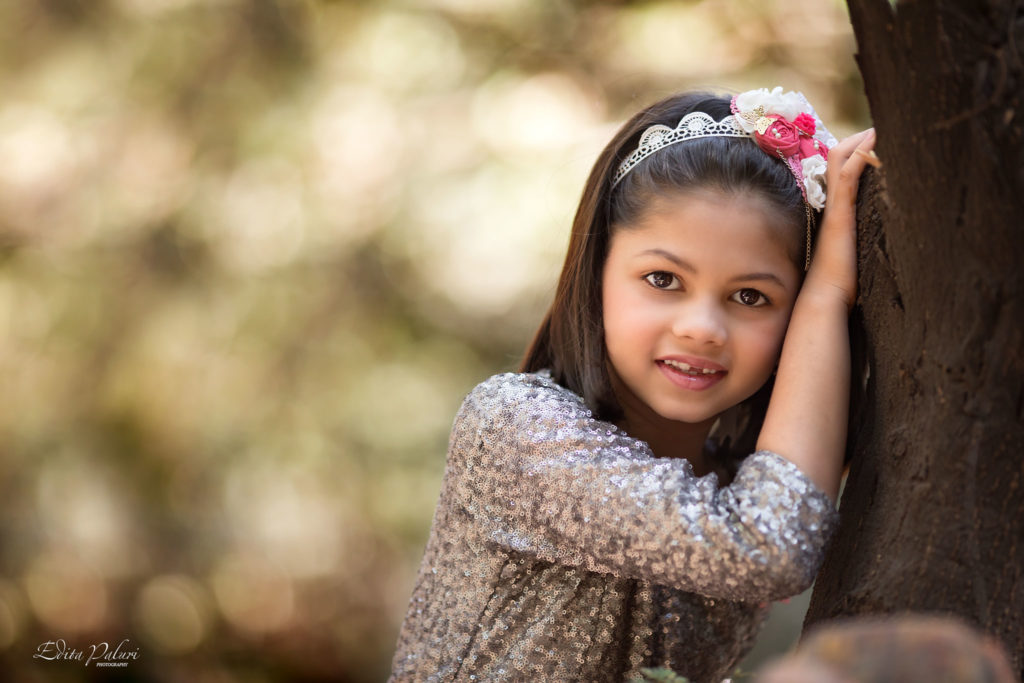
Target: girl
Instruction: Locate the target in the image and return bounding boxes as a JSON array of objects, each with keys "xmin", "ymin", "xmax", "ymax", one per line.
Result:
[{"xmin": 389, "ymin": 88, "xmax": 876, "ymax": 683}]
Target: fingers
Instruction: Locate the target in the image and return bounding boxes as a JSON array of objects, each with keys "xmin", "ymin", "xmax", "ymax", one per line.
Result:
[
  {"xmin": 826, "ymin": 128, "xmax": 876, "ymax": 210},
  {"xmin": 829, "ymin": 127, "xmax": 875, "ymax": 163}
]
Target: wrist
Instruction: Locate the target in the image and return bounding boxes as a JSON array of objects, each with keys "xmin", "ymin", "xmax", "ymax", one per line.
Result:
[{"xmin": 796, "ymin": 280, "xmax": 855, "ymax": 315}]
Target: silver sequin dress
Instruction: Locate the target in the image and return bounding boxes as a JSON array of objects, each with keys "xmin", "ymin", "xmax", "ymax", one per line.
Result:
[{"xmin": 389, "ymin": 371, "xmax": 839, "ymax": 683}]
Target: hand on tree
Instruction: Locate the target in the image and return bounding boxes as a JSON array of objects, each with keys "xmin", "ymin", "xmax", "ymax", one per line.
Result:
[{"xmin": 805, "ymin": 127, "xmax": 877, "ymax": 311}]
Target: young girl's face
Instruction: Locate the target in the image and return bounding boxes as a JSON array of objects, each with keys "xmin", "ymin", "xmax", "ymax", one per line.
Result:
[{"xmin": 602, "ymin": 189, "xmax": 801, "ymax": 426}]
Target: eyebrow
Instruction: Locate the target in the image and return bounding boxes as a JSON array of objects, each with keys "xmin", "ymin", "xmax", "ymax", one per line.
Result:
[{"xmin": 636, "ymin": 248, "xmax": 788, "ymax": 288}]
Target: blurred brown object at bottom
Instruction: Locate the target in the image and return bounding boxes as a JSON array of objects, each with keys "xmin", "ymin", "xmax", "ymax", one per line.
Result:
[{"xmin": 754, "ymin": 614, "xmax": 1017, "ymax": 683}]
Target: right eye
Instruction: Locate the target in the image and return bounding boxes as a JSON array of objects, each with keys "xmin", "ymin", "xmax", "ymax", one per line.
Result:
[{"xmin": 644, "ymin": 271, "xmax": 680, "ymax": 290}]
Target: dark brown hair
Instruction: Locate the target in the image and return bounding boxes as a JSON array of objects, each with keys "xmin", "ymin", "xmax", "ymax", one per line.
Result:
[{"xmin": 519, "ymin": 91, "xmax": 812, "ymax": 459}]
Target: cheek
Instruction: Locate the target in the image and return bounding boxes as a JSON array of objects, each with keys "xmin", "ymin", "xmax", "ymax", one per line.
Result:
[
  {"xmin": 602, "ymin": 294, "xmax": 630, "ymax": 355},
  {"xmin": 604, "ymin": 293, "xmax": 647, "ymax": 371},
  {"xmin": 745, "ymin": 316, "xmax": 791, "ymax": 370},
  {"xmin": 603, "ymin": 279, "xmax": 657, "ymax": 347}
]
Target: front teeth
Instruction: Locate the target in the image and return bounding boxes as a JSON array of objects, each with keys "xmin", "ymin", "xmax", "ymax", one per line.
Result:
[{"xmin": 663, "ymin": 359, "xmax": 720, "ymax": 375}]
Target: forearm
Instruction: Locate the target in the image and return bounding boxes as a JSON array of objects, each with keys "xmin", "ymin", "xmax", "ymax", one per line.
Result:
[{"xmin": 756, "ymin": 290, "xmax": 850, "ymax": 503}]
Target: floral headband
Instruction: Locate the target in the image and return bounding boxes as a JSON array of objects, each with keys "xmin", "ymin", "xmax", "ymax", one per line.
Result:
[
  {"xmin": 731, "ymin": 87, "xmax": 837, "ymax": 209},
  {"xmin": 612, "ymin": 87, "xmax": 837, "ymax": 211}
]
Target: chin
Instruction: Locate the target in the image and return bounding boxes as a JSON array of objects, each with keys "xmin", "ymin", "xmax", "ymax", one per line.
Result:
[{"xmin": 650, "ymin": 400, "xmax": 721, "ymax": 426}]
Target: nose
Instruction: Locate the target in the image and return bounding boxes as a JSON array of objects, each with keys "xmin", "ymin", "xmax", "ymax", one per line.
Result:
[{"xmin": 670, "ymin": 296, "xmax": 727, "ymax": 346}]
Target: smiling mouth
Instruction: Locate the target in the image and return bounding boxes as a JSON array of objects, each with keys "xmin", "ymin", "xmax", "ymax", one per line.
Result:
[{"xmin": 659, "ymin": 359, "xmax": 725, "ymax": 376}]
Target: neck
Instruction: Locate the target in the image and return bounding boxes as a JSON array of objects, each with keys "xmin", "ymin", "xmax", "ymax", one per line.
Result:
[{"xmin": 608, "ymin": 366, "xmax": 717, "ymax": 475}]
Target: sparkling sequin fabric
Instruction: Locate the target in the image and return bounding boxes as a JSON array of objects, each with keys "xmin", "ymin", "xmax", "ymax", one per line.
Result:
[{"xmin": 389, "ymin": 371, "xmax": 839, "ymax": 683}]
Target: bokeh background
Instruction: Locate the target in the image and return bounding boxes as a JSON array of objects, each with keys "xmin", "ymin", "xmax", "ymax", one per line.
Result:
[{"xmin": 0, "ymin": 1, "xmax": 870, "ymax": 681}]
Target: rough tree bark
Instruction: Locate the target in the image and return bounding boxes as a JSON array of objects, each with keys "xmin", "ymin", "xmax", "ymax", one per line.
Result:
[{"xmin": 804, "ymin": 0, "xmax": 1024, "ymax": 675}]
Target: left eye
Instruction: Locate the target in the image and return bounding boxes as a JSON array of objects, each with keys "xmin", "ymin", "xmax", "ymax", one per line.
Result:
[
  {"xmin": 731, "ymin": 288, "xmax": 770, "ymax": 307},
  {"xmin": 644, "ymin": 272, "xmax": 680, "ymax": 290}
]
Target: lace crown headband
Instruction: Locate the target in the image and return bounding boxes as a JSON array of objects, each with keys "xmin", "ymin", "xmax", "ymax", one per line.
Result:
[{"xmin": 610, "ymin": 88, "xmax": 838, "ymax": 270}]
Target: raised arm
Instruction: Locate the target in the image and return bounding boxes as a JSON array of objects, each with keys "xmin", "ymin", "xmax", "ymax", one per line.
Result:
[
  {"xmin": 450, "ymin": 372, "xmax": 838, "ymax": 603},
  {"xmin": 757, "ymin": 129, "xmax": 877, "ymax": 503}
]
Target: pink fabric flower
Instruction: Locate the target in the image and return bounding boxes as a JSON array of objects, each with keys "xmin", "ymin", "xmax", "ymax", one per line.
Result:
[
  {"xmin": 754, "ymin": 116, "xmax": 801, "ymax": 157},
  {"xmin": 798, "ymin": 136, "xmax": 829, "ymax": 161},
  {"xmin": 793, "ymin": 112, "xmax": 817, "ymax": 136}
]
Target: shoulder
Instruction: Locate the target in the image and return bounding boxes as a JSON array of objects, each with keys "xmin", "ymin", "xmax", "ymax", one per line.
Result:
[
  {"xmin": 450, "ymin": 369, "xmax": 651, "ymax": 465},
  {"xmin": 455, "ymin": 370, "xmax": 599, "ymax": 436},
  {"xmin": 467, "ymin": 369, "xmax": 583, "ymax": 404},
  {"xmin": 460, "ymin": 370, "xmax": 587, "ymax": 419}
]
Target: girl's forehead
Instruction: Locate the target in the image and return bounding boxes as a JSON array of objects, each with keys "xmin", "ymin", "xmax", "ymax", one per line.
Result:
[
  {"xmin": 620, "ymin": 189, "xmax": 803, "ymax": 264},
  {"xmin": 608, "ymin": 190, "xmax": 802, "ymax": 281},
  {"xmin": 641, "ymin": 188, "xmax": 782, "ymax": 222}
]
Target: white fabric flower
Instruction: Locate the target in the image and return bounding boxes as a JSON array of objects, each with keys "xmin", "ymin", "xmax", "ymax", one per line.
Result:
[
  {"xmin": 733, "ymin": 87, "xmax": 808, "ymax": 133},
  {"xmin": 801, "ymin": 154, "xmax": 828, "ymax": 209}
]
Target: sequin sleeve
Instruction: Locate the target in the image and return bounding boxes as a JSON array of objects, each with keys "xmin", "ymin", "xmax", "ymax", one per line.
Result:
[{"xmin": 452, "ymin": 372, "xmax": 839, "ymax": 603}]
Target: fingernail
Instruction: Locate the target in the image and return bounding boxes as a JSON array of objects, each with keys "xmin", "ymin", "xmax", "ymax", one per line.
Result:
[{"xmin": 855, "ymin": 148, "xmax": 882, "ymax": 168}]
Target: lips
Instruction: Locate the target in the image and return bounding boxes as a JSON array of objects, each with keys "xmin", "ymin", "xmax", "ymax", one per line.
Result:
[
  {"xmin": 656, "ymin": 355, "xmax": 728, "ymax": 391},
  {"xmin": 657, "ymin": 354, "xmax": 727, "ymax": 373},
  {"xmin": 661, "ymin": 359, "xmax": 721, "ymax": 375}
]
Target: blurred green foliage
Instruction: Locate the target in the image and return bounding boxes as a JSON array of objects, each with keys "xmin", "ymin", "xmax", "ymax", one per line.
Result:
[{"xmin": 0, "ymin": 1, "xmax": 868, "ymax": 681}]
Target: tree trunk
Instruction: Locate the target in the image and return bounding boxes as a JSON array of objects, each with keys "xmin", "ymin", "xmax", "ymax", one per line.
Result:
[{"xmin": 804, "ymin": 0, "xmax": 1024, "ymax": 675}]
